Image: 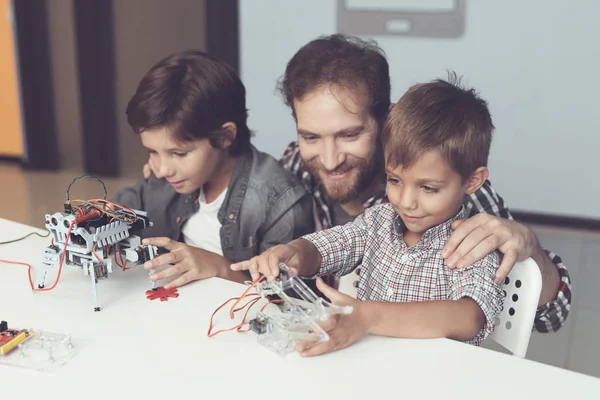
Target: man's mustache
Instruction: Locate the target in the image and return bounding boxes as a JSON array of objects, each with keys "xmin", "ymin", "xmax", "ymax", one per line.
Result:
[{"xmin": 311, "ymin": 162, "xmax": 356, "ymax": 175}]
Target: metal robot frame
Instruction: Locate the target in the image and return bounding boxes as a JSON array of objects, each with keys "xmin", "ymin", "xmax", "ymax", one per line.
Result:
[{"xmin": 39, "ymin": 201, "xmax": 158, "ymax": 311}]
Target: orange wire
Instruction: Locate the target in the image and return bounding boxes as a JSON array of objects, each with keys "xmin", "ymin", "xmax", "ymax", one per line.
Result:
[
  {"xmin": 207, "ymin": 275, "xmax": 268, "ymax": 337},
  {"xmin": 260, "ymin": 299, "xmax": 283, "ymax": 312},
  {"xmin": 229, "ymin": 276, "xmax": 265, "ymax": 318}
]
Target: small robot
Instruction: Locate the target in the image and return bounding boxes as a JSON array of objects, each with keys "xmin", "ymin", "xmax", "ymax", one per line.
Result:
[
  {"xmin": 248, "ymin": 264, "xmax": 354, "ymax": 356},
  {"xmin": 38, "ymin": 177, "xmax": 158, "ymax": 311}
]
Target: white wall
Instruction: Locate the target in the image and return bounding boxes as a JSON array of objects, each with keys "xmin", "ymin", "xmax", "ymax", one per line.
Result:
[{"xmin": 240, "ymin": 0, "xmax": 600, "ymax": 219}]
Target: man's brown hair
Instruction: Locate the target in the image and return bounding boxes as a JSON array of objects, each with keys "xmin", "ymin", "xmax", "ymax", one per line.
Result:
[
  {"xmin": 126, "ymin": 50, "xmax": 252, "ymax": 155},
  {"xmin": 278, "ymin": 34, "xmax": 391, "ymax": 130},
  {"xmin": 382, "ymin": 72, "xmax": 494, "ymax": 180}
]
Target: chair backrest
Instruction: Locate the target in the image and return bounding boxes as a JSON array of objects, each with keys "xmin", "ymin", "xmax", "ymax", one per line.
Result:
[
  {"xmin": 490, "ymin": 257, "xmax": 542, "ymax": 358},
  {"xmin": 337, "ymin": 268, "xmax": 360, "ymax": 299}
]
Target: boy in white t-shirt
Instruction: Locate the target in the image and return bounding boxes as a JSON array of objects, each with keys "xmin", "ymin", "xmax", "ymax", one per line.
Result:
[{"xmin": 112, "ymin": 50, "xmax": 314, "ymax": 289}]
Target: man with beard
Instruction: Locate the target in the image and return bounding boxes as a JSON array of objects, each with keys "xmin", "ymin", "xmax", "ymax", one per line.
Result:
[{"xmin": 277, "ymin": 34, "xmax": 571, "ymax": 334}]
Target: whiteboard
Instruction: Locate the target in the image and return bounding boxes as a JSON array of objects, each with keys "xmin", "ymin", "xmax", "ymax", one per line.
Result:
[{"xmin": 240, "ymin": 0, "xmax": 600, "ymax": 219}]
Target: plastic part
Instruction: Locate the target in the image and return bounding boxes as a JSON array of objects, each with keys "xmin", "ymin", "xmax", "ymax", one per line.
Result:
[
  {"xmin": 0, "ymin": 329, "xmax": 88, "ymax": 373},
  {"xmin": 146, "ymin": 287, "xmax": 179, "ymax": 302},
  {"xmin": 248, "ymin": 264, "xmax": 353, "ymax": 356}
]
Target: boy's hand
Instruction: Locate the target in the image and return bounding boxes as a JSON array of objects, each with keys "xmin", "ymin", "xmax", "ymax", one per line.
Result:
[
  {"xmin": 141, "ymin": 237, "xmax": 221, "ymax": 288},
  {"xmin": 142, "ymin": 158, "xmax": 161, "ymax": 180},
  {"xmin": 295, "ymin": 278, "xmax": 367, "ymax": 357},
  {"xmin": 230, "ymin": 243, "xmax": 302, "ymax": 282}
]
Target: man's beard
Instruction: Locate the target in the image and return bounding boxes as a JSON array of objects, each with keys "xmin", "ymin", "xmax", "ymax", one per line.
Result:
[{"xmin": 305, "ymin": 152, "xmax": 383, "ymax": 204}]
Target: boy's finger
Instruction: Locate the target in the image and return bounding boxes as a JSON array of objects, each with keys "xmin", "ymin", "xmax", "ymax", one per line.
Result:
[
  {"xmin": 163, "ymin": 272, "xmax": 191, "ymax": 289},
  {"xmin": 315, "ymin": 277, "xmax": 347, "ymax": 304},
  {"xmin": 143, "ymin": 163, "xmax": 152, "ymax": 180},
  {"xmin": 142, "ymin": 237, "xmax": 182, "ymax": 251},
  {"xmin": 267, "ymin": 252, "xmax": 283, "ymax": 280},
  {"xmin": 299, "ymin": 340, "xmax": 333, "ymax": 357},
  {"xmin": 248, "ymin": 258, "xmax": 261, "ymax": 281},
  {"xmin": 149, "ymin": 263, "xmax": 180, "ymax": 282},
  {"xmin": 230, "ymin": 260, "xmax": 250, "ymax": 271},
  {"xmin": 144, "ymin": 251, "xmax": 178, "ymax": 270}
]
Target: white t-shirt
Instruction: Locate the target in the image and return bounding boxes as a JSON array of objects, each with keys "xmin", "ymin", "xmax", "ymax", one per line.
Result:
[{"xmin": 181, "ymin": 188, "xmax": 227, "ymax": 256}]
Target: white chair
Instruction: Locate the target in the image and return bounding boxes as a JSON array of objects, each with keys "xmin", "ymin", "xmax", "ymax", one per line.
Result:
[
  {"xmin": 337, "ymin": 267, "xmax": 360, "ymax": 298},
  {"xmin": 490, "ymin": 257, "xmax": 542, "ymax": 358}
]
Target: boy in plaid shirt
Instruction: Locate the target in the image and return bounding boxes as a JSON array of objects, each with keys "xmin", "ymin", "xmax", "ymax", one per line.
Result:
[{"xmin": 232, "ymin": 74, "xmax": 504, "ymax": 356}]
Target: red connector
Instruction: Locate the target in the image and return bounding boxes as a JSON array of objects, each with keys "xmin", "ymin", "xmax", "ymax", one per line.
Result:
[{"xmin": 73, "ymin": 209, "xmax": 101, "ymax": 225}]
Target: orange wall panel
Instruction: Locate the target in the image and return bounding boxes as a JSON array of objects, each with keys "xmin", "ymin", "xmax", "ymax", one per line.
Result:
[{"xmin": 0, "ymin": 0, "xmax": 24, "ymax": 157}]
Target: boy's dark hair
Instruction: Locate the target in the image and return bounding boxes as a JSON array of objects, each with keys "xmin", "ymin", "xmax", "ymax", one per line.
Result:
[
  {"xmin": 278, "ymin": 34, "xmax": 391, "ymax": 129},
  {"xmin": 382, "ymin": 72, "xmax": 494, "ymax": 180},
  {"xmin": 126, "ymin": 50, "xmax": 252, "ymax": 155}
]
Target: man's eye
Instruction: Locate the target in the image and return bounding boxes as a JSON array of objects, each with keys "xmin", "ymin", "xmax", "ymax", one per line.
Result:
[
  {"xmin": 386, "ymin": 177, "xmax": 399, "ymax": 184},
  {"xmin": 302, "ymin": 135, "xmax": 317, "ymax": 142}
]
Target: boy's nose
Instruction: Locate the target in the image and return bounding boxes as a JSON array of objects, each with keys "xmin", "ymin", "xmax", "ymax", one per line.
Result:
[
  {"xmin": 399, "ymin": 188, "xmax": 418, "ymax": 210},
  {"xmin": 157, "ymin": 160, "xmax": 174, "ymax": 178}
]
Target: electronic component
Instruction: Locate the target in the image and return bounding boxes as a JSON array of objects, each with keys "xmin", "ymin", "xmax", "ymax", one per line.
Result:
[{"xmin": 0, "ymin": 322, "xmax": 33, "ymax": 356}]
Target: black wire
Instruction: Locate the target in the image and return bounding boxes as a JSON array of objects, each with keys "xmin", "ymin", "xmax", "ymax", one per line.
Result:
[
  {"xmin": 66, "ymin": 175, "xmax": 108, "ymax": 201},
  {"xmin": 0, "ymin": 231, "xmax": 50, "ymax": 245}
]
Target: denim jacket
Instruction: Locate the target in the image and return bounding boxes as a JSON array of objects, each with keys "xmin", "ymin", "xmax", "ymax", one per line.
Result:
[{"xmin": 111, "ymin": 144, "xmax": 315, "ymax": 263}]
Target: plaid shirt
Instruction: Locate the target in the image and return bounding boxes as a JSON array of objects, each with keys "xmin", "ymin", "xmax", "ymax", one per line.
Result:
[
  {"xmin": 302, "ymin": 204, "xmax": 504, "ymax": 345},
  {"xmin": 280, "ymin": 141, "xmax": 572, "ymax": 333}
]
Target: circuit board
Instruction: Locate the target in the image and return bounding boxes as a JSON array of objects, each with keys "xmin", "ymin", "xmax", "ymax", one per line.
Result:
[{"xmin": 0, "ymin": 322, "xmax": 33, "ymax": 356}]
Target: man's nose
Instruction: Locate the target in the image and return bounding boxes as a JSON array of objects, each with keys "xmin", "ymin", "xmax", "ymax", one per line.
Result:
[{"xmin": 320, "ymin": 140, "xmax": 345, "ymax": 171}]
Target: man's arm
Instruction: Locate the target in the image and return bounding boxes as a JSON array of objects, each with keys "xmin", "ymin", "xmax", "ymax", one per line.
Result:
[{"xmin": 445, "ymin": 179, "xmax": 572, "ymax": 332}]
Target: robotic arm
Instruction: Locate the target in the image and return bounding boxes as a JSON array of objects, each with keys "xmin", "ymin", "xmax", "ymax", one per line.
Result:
[{"xmin": 248, "ymin": 264, "xmax": 353, "ymax": 356}]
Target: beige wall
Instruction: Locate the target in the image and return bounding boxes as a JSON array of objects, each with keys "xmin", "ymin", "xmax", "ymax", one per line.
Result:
[
  {"xmin": 113, "ymin": 0, "xmax": 207, "ymax": 178},
  {"xmin": 43, "ymin": 0, "xmax": 207, "ymax": 177}
]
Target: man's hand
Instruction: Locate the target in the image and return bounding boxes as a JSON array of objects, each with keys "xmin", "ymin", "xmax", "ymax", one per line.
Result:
[
  {"xmin": 142, "ymin": 237, "xmax": 224, "ymax": 288},
  {"xmin": 295, "ymin": 278, "xmax": 368, "ymax": 357},
  {"xmin": 442, "ymin": 214, "xmax": 540, "ymax": 284}
]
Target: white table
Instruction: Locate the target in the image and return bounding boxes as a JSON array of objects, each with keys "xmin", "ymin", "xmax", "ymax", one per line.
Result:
[{"xmin": 1, "ymin": 217, "xmax": 599, "ymax": 399}]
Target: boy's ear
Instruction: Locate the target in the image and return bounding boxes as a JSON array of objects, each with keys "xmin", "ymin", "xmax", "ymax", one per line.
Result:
[
  {"xmin": 464, "ymin": 166, "xmax": 489, "ymax": 195},
  {"xmin": 216, "ymin": 122, "xmax": 237, "ymax": 149}
]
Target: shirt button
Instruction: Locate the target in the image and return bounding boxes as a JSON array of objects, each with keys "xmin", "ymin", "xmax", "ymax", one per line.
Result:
[
  {"xmin": 386, "ymin": 288, "xmax": 393, "ymax": 298},
  {"xmin": 352, "ymin": 280, "xmax": 359, "ymax": 288},
  {"xmin": 228, "ymin": 213, "xmax": 235, "ymax": 220},
  {"xmin": 176, "ymin": 217, "xmax": 181, "ymax": 223},
  {"xmin": 355, "ymin": 267, "xmax": 361, "ymax": 276}
]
